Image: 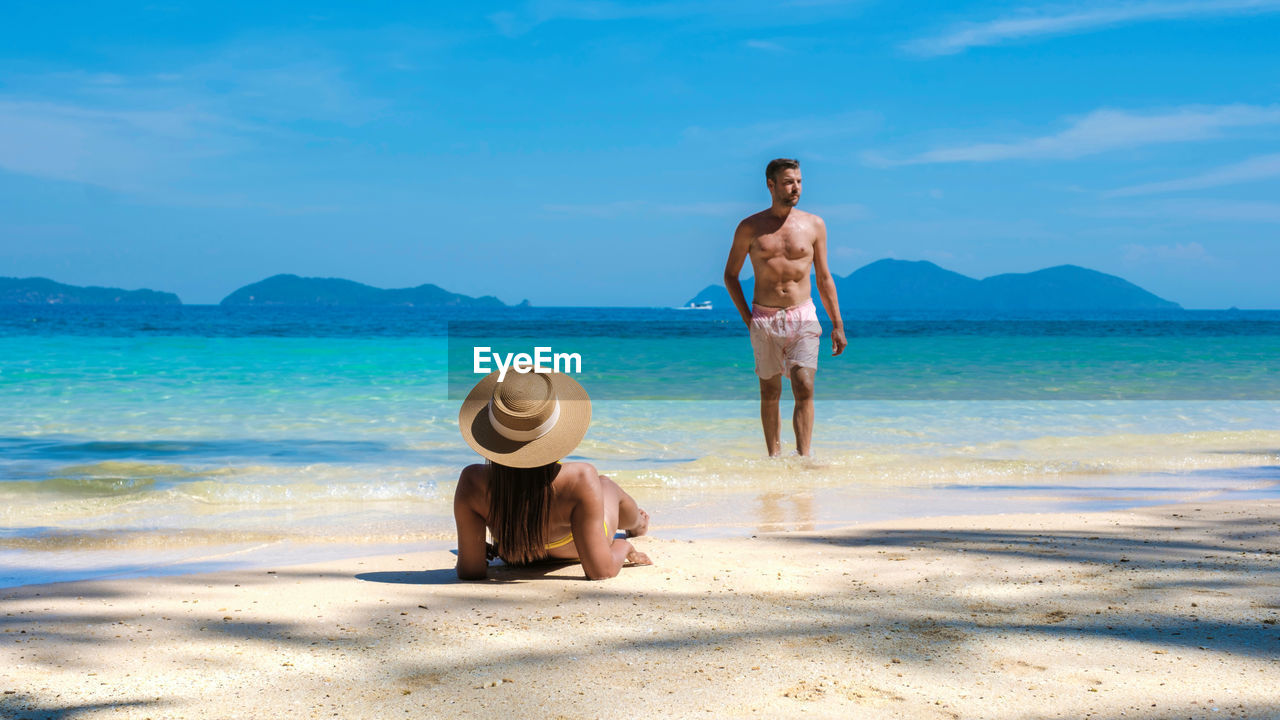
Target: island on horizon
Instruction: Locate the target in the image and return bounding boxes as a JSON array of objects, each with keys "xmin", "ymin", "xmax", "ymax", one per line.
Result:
[
  {"xmin": 219, "ymin": 274, "xmax": 519, "ymax": 308},
  {"xmin": 1, "ymin": 261, "xmax": 1187, "ymax": 311},
  {"xmin": 690, "ymin": 259, "xmax": 1182, "ymax": 312},
  {"xmin": 0, "ymin": 277, "xmax": 181, "ymax": 305}
]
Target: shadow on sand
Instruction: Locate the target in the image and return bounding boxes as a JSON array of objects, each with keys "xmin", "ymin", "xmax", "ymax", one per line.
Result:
[{"xmin": 355, "ymin": 558, "xmax": 584, "ymax": 585}]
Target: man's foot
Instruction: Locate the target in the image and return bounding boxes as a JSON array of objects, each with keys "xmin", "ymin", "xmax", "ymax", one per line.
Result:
[{"xmin": 625, "ymin": 508, "xmax": 650, "ymax": 538}]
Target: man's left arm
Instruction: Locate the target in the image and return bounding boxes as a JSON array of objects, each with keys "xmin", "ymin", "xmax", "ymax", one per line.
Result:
[{"xmin": 811, "ymin": 217, "xmax": 847, "ymax": 356}]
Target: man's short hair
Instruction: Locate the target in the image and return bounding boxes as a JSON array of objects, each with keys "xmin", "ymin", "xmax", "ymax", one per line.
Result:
[{"xmin": 766, "ymin": 158, "xmax": 800, "ymax": 183}]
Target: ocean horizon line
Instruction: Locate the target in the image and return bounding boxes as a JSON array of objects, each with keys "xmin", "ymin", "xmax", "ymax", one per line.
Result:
[{"xmin": 5, "ymin": 302, "xmax": 1280, "ymax": 313}]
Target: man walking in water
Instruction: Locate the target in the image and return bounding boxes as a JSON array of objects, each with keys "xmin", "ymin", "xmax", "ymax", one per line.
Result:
[{"xmin": 723, "ymin": 158, "xmax": 847, "ymax": 456}]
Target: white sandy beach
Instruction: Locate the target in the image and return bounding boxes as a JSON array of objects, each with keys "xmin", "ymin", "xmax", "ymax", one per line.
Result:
[{"xmin": 2, "ymin": 499, "xmax": 1279, "ymax": 719}]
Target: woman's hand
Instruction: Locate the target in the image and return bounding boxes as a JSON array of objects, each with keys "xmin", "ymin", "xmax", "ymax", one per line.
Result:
[{"xmin": 625, "ymin": 549, "xmax": 652, "ymax": 566}]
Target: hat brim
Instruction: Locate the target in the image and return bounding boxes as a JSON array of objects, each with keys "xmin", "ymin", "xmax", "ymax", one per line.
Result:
[{"xmin": 458, "ymin": 371, "xmax": 592, "ymax": 468}]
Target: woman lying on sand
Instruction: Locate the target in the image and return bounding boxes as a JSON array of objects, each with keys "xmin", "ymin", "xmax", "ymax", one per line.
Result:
[{"xmin": 454, "ymin": 370, "xmax": 651, "ymax": 580}]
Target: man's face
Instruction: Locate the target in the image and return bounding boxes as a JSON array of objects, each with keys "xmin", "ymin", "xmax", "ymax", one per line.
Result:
[{"xmin": 768, "ymin": 168, "xmax": 802, "ymax": 207}]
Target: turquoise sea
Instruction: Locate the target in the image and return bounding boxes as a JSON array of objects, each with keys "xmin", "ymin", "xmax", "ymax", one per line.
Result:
[{"xmin": 3, "ymin": 305, "xmax": 1279, "ymax": 587}]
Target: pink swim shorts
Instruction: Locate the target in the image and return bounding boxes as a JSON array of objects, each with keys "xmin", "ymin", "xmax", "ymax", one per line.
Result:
[{"xmin": 749, "ymin": 299, "xmax": 822, "ymax": 378}]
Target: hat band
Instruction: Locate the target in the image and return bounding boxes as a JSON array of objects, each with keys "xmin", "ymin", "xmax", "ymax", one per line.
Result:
[{"xmin": 488, "ymin": 399, "xmax": 561, "ymax": 442}]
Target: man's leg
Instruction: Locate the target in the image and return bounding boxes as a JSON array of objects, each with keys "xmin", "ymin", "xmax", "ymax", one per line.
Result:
[
  {"xmin": 790, "ymin": 366, "xmax": 815, "ymax": 456},
  {"xmin": 759, "ymin": 374, "xmax": 783, "ymax": 457}
]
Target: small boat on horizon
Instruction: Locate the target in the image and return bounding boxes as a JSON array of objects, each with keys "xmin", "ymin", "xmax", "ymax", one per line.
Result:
[{"xmin": 677, "ymin": 300, "xmax": 713, "ymax": 310}]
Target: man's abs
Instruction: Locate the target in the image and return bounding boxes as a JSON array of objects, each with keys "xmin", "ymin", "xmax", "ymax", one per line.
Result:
[{"xmin": 751, "ymin": 269, "xmax": 812, "ymax": 308}]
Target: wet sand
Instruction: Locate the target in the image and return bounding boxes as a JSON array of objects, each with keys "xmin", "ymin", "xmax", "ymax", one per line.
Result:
[{"xmin": 3, "ymin": 500, "xmax": 1279, "ymax": 719}]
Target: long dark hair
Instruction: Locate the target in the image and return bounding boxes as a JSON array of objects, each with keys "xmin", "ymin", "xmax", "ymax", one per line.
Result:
[{"xmin": 487, "ymin": 460, "xmax": 560, "ymax": 565}]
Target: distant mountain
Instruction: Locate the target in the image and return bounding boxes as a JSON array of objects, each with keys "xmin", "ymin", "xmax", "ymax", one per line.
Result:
[
  {"xmin": 843, "ymin": 259, "xmax": 980, "ymax": 310},
  {"xmin": 0, "ymin": 277, "xmax": 180, "ymax": 305},
  {"xmin": 220, "ymin": 274, "xmax": 509, "ymax": 307},
  {"xmin": 693, "ymin": 259, "xmax": 1180, "ymax": 311},
  {"xmin": 975, "ymin": 265, "xmax": 1177, "ymax": 310}
]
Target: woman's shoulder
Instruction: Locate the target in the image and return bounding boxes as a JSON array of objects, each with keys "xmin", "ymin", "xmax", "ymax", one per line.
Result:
[
  {"xmin": 459, "ymin": 463, "xmax": 487, "ymax": 479},
  {"xmin": 556, "ymin": 461, "xmax": 599, "ymax": 480},
  {"xmin": 554, "ymin": 462, "xmax": 603, "ymax": 497},
  {"xmin": 456, "ymin": 463, "xmax": 488, "ymax": 493}
]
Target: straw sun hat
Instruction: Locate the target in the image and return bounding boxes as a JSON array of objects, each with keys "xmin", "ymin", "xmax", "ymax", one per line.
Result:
[{"xmin": 458, "ymin": 370, "xmax": 592, "ymax": 468}]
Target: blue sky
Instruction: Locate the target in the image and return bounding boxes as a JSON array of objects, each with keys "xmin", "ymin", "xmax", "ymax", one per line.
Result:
[{"xmin": 1, "ymin": 1, "xmax": 1278, "ymax": 308}]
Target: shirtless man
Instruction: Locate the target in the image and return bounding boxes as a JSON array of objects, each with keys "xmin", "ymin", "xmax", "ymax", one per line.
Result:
[{"xmin": 723, "ymin": 158, "xmax": 847, "ymax": 456}]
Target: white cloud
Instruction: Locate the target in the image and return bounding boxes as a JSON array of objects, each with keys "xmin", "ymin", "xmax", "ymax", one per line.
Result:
[
  {"xmin": 178, "ymin": 46, "xmax": 385, "ymax": 127},
  {"xmin": 880, "ymin": 104, "xmax": 1280, "ymax": 165},
  {"xmin": 1107, "ymin": 153, "xmax": 1280, "ymax": 196},
  {"xmin": 1121, "ymin": 241, "xmax": 1214, "ymax": 264},
  {"xmin": 0, "ymin": 43, "xmax": 384, "ymax": 198},
  {"xmin": 489, "ymin": 0, "xmax": 866, "ymax": 36},
  {"xmin": 0, "ymin": 99, "xmax": 239, "ymax": 192},
  {"xmin": 657, "ymin": 201, "xmax": 756, "ymax": 216},
  {"xmin": 543, "ymin": 200, "xmax": 753, "ymax": 218},
  {"xmin": 882, "ymin": 217, "xmax": 1062, "ymax": 241},
  {"xmin": 815, "ymin": 202, "xmax": 871, "ymax": 220},
  {"xmin": 920, "ymin": 249, "xmax": 958, "ymax": 263},
  {"xmin": 544, "ymin": 197, "xmax": 861, "ymax": 219},
  {"xmin": 543, "ymin": 200, "xmax": 647, "ymax": 217},
  {"xmin": 488, "ymin": 1, "xmax": 715, "ymax": 36},
  {"xmin": 1170, "ymin": 199, "xmax": 1280, "ymax": 223},
  {"xmin": 684, "ymin": 110, "xmax": 879, "ymax": 151},
  {"xmin": 906, "ymin": 0, "xmax": 1280, "ymax": 57},
  {"xmin": 1096, "ymin": 199, "xmax": 1280, "ymax": 223}
]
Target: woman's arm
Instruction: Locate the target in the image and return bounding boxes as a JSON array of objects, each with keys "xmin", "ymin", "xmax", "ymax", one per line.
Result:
[
  {"xmin": 570, "ymin": 466, "xmax": 635, "ymax": 580},
  {"xmin": 453, "ymin": 466, "xmax": 489, "ymax": 581}
]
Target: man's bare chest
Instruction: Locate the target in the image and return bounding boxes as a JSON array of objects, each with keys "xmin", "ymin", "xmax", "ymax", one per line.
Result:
[{"xmin": 753, "ymin": 230, "xmax": 814, "ymax": 260}]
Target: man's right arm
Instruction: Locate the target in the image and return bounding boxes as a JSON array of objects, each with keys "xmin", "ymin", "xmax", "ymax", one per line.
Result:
[{"xmin": 723, "ymin": 221, "xmax": 754, "ymax": 328}]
